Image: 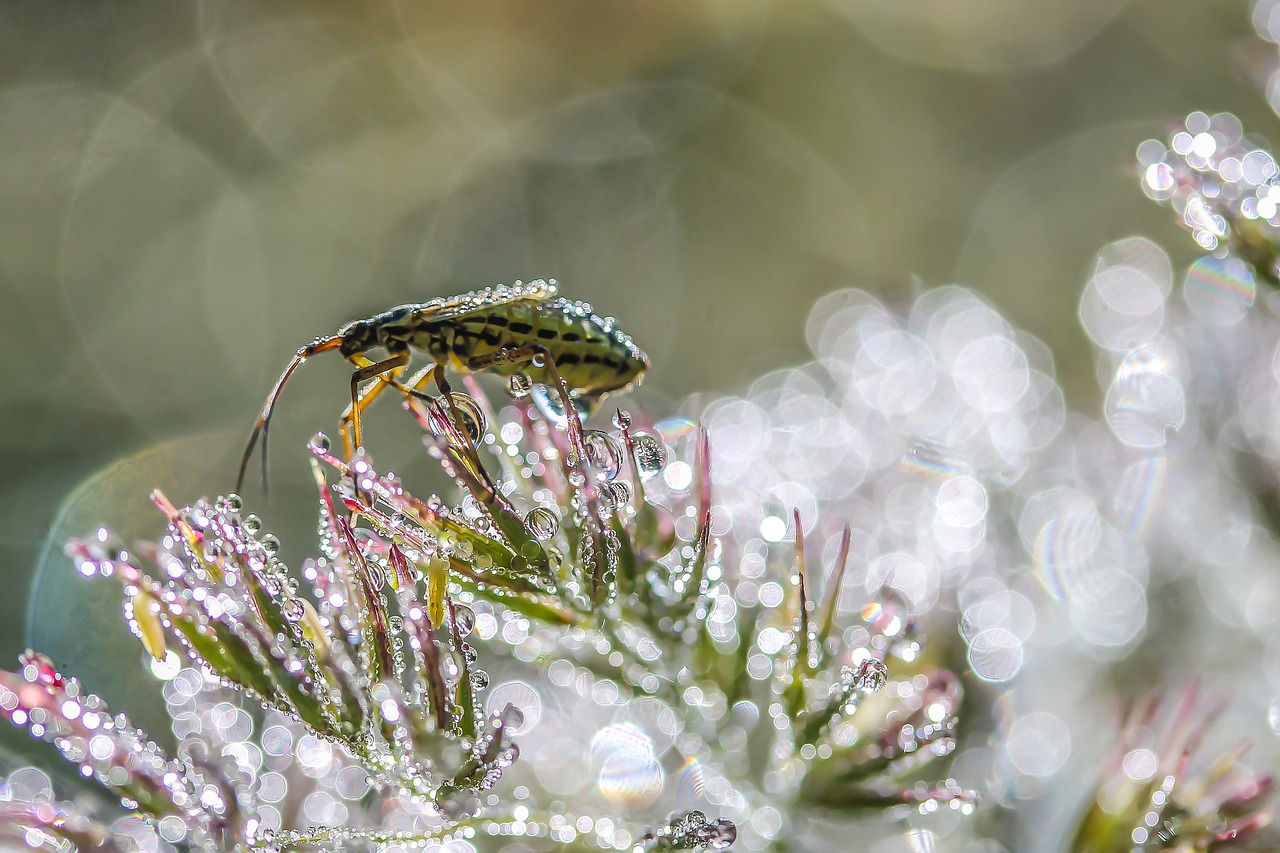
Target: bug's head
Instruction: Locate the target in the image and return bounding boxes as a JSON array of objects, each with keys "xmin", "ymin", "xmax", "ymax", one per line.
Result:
[{"xmin": 337, "ymin": 318, "xmax": 378, "ymax": 356}]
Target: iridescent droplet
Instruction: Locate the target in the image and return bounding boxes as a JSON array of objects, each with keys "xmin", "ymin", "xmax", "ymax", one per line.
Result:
[
  {"xmin": 524, "ymin": 507, "xmax": 559, "ymax": 542},
  {"xmin": 308, "ymin": 432, "xmax": 331, "ymax": 453},
  {"xmin": 632, "ymin": 434, "xmax": 667, "ymax": 480}
]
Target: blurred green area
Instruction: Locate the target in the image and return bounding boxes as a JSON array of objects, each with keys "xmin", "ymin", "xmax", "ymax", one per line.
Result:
[{"xmin": 0, "ymin": 0, "xmax": 1269, "ymax": 737}]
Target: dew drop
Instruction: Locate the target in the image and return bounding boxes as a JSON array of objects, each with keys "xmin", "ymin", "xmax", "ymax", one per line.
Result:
[
  {"xmin": 225, "ymin": 493, "xmax": 244, "ymax": 513},
  {"xmin": 261, "ymin": 534, "xmax": 280, "ymax": 556},
  {"xmin": 308, "ymin": 432, "xmax": 331, "ymax": 453},
  {"xmin": 613, "ymin": 409, "xmax": 632, "ymax": 430},
  {"xmin": 583, "ymin": 430, "xmax": 623, "ymax": 480},
  {"xmin": 453, "ymin": 604, "xmax": 475, "ymax": 638},
  {"xmin": 607, "ymin": 480, "xmax": 632, "ymax": 509},
  {"xmin": 524, "ymin": 507, "xmax": 559, "ymax": 542},
  {"xmin": 632, "ymin": 434, "xmax": 667, "ymax": 480},
  {"xmin": 471, "ymin": 669, "xmax": 490, "ymax": 691},
  {"xmin": 447, "ymin": 393, "xmax": 487, "ymax": 444},
  {"xmin": 244, "ymin": 515, "xmax": 262, "ymax": 535},
  {"xmin": 841, "ymin": 658, "xmax": 888, "ymax": 695},
  {"xmin": 508, "ymin": 374, "xmax": 533, "ymax": 398},
  {"xmin": 710, "ymin": 819, "xmax": 737, "ymax": 850},
  {"xmin": 281, "ymin": 598, "xmax": 305, "ymax": 623}
]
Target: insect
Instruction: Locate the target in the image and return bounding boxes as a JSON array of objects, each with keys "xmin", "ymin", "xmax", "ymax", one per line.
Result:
[{"xmin": 237, "ymin": 279, "xmax": 649, "ymax": 492}]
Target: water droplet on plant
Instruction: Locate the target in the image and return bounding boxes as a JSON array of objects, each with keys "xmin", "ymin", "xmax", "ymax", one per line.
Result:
[
  {"xmin": 841, "ymin": 658, "xmax": 888, "ymax": 695},
  {"xmin": 524, "ymin": 507, "xmax": 558, "ymax": 542},
  {"xmin": 710, "ymin": 819, "xmax": 737, "ymax": 850},
  {"xmin": 261, "ymin": 534, "xmax": 280, "ymax": 555},
  {"xmin": 225, "ymin": 493, "xmax": 243, "ymax": 513},
  {"xmin": 453, "ymin": 604, "xmax": 475, "ymax": 637},
  {"xmin": 281, "ymin": 598, "xmax": 305, "ymax": 623},
  {"xmin": 462, "ymin": 644, "xmax": 478, "ymax": 665},
  {"xmin": 244, "ymin": 515, "xmax": 262, "ymax": 535},
  {"xmin": 632, "ymin": 433, "xmax": 667, "ymax": 480},
  {"xmin": 508, "ymin": 374, "xmax": 533, "ymax": 398},
  {"xmin": 440, "ymin": 652, "xmax": 462, "ymax": 686},
  {"xmin": 308, "ymin": 432, "xmax": 331, "ymax": 453},
  {"xmin": 471, "ymin": 669, "xmax": 490, "ymax": 691},
  {"xmin": 607, "ymin": 480, "xmax": 631, "ymax": 509},
  {"xmin": 448, "ymin": 393, "xmax": 487, "ymax": 445},
  {"xmin": 613, "ymin": 409, "xmax": 632, "ymax": 430},
  {"xmin": 583, "ymin": 430, "xmax": 623, "ymax": 480}
]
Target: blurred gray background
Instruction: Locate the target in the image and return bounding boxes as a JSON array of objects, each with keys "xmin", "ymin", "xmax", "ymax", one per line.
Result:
[{"xmin": 0, "ymin": 0, "xmax": 1268, "ymax": 769}]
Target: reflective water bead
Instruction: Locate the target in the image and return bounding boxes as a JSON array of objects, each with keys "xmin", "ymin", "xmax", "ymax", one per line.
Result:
[
  {"xmin": 613, "ymin": 408, "xmax": 632, "ymax": 429},
  {"xmin": 244, "ymin": 515, "xmax": 262, "ymax": 535},
  {"xmin": 225, "ymin": 493, "xmax": 244, "ymax": 513},
  {"xmin": 841, "ymin": 658, "xmax": 888, "ymax": 695},
  {"xmin": 448, "ymin": 393, "xmax": 488, "ymax": 444},
  {"xmin": 583, "ymin": 430, "xmax": 623, "ymax": 480},
  {"xmin": 308, "ymin": 432, "xmax": 331, "ymax": 453},
  {"xmin": 524, "ymin": 507, "xmax": 559, "ymax": 542},
  {"xmin": 261, "ymin": 534, "xmax": 281, "ymax": 555},
  {"xmin": 453, "ymin": 604, "xmax": 475, "ymax": 638},
  {"xmin": 281, "ymin": 598, "xmax": 305, "ymax": 623},
  {"xmin": 632, "ymin": 434, "xmax": 667, "ymax": 480},
  {"xmin": 471, "ymin": 670, "xmax": 490, "ymax": 691},
  {"xmin": 709, "ymin": 819, "xmax": 737, "ymax": 850},
  {"xmin": 607, "ymin": 480, "xmax": 632, "ymax": 509},
  {"xmin": 508, "ymin": 373, "xmax": 533, "ymax": 398}
]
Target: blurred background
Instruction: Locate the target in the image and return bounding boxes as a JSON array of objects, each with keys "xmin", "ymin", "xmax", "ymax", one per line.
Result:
[{"xmin": 0, "ymin": 0, "xmax": 1276, "ymax": 848}]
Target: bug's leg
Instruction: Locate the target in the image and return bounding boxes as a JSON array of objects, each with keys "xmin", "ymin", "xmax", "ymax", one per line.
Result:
[
  {"xmin": 429, "ymin": 363, "xmax": 508, "ymax": 501},
  {"xmin": 466, "ymin": 344, "xmax": 588, "ymax": 456},
  {"xmin": 341, "ymin": 350, "xmax": 411, "ymax": 462}
]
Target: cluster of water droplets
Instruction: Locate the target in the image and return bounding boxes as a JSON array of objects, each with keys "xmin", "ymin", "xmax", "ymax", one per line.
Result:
[
  {"xmin": 641, "ymin": 809, "xmax": 738, "ymax": 851},
  {"xmin": 700, "ymin": 285, "xmax": 1064, "ymax": 692}
]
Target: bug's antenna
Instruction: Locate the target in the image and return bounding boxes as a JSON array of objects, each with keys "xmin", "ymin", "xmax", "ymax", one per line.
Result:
[{"xmin": 238, "ymin": 335, "xmax": 344, "ymax": 497}]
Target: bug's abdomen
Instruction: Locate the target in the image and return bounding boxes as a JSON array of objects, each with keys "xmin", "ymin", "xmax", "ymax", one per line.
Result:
[{"xmin": 437, "ymin": 301, "xmax": 647, "ymax": 396}]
